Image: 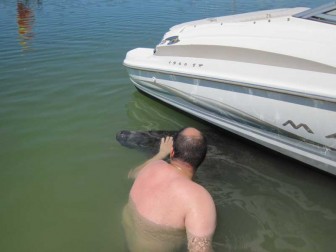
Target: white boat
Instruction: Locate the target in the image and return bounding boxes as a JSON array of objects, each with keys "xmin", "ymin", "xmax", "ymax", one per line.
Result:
[{"xmin": 123, "ymin": 3, "xmax": 336, "ymax": 175}]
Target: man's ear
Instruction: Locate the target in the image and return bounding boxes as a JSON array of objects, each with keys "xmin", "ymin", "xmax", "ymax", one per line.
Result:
[{"xmin": 170, "ymin": 148, "xmax": 174, "ymax": 159}]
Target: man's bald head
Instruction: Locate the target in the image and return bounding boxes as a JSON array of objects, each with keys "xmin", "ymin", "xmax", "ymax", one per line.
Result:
[
  {"xmin": 172, "ymin": 127, "xmax": 207, "ymax": 171},
  {"xmin": 181, "ymin": 127, "xmax": 202, "ymax": 138}
]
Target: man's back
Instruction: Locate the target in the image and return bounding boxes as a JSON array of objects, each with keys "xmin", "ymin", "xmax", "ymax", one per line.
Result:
[
  {"xmin": 123, "ymin": 129, "xmax": 216, "ymax": 251},
  {"xmin": 129, "ymin": 160, "xmax": 216, "ymax": 251}
]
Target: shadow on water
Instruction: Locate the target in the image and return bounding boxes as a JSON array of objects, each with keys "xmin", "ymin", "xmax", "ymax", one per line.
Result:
[{"xmin": 125, "ymin": 90, "xmax": 336, "ymax": 252}]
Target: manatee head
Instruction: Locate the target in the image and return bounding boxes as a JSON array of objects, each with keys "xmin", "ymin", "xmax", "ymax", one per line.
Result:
[{"xmin": 116, "ymin": 130, "xmax": 176, "ymax": 153}]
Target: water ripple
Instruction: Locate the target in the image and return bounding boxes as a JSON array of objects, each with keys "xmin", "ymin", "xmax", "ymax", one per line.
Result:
[{"xmin": 0, "ymin": 1, "xmax": 334, "ymax": 252}]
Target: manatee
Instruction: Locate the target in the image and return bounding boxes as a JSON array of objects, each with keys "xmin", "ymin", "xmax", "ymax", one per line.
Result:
[
  {"xmin": 116, "ymin": 129, "xmax": 248, "ymax": 158},
  {"xmin": 116, "ymin": 130, "xmax": 176, "ymax": 155}
]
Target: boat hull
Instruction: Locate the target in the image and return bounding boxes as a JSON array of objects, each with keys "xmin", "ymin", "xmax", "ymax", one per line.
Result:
[
  {"xmin": 123, "ymin": 2, "xmax": 336, "ymax": 175},
  {"xmin": 124, "ymin": 62, "xmax": 336, "ymax": 175}
]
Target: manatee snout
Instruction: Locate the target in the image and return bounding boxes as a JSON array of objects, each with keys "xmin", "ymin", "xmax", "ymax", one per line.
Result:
[
  {"xmin": 116, "ymin": 130, "xmax": 130, "ymax": 145},
  {"xmin": 116, "ymin": 130, "xmax": 177, "ymax": 152},
  {"xmin": 116, "ymin": 130, "xmax": 142, "ymax": 149},
  {"xmin": 116, "ymin": 130, "xmax": 159, "ymax": 151}
]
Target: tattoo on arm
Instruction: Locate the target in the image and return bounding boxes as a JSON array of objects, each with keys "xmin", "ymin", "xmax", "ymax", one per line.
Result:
[{"xmin": 187, "ymin": 232, "xmax": 213, "ymax": 252}]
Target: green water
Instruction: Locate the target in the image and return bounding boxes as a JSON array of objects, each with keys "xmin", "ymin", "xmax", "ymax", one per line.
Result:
[{"xmin": 1, "ymin": 0, "xmax": 335, "ymax": 251}]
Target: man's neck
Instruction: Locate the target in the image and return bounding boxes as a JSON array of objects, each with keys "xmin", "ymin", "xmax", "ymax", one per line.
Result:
[{"xmin": 170, "ymin": 160, "xmax": 194, "ymax": 179}]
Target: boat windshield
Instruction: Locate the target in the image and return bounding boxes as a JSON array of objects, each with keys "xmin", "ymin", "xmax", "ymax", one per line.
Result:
[{"xmin": 294, "ymin": 2, "xmax": 336, "ymax": 25}]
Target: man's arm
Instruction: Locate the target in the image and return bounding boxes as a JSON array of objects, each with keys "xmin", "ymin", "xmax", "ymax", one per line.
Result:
[
  {"xmin": 128, "ymin": 136, "xmax": 173, "ymax": 179},
  {"xmin": 185, "ymin": 189, "xmax": 217, "ymax": 252}
]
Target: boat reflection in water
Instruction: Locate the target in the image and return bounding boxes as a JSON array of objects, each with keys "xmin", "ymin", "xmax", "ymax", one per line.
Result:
[
  {"xmin": 124, "ymin": 3, "xmax": 336, "ymax": 175},
  {"xmin": 17, "ymin": 0, "xmax": 42, "ymax": 50}
]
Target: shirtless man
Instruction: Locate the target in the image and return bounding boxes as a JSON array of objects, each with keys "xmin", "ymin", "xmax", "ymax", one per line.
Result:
[{"xmin": 124, "ymin": 127, "xmax": 216, "ymax": 252}]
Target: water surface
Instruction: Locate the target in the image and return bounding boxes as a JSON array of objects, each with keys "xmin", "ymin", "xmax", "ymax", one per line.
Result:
[{"xmin": 1, "ymin": 0, "xmax": 335, "ymax": 251}]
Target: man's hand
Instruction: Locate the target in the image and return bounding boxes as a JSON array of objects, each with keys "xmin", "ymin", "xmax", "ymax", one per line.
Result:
[
  {"xmin": 157, "ymin": 136, "xmax": 173, "ymax": 159},
  {"xmin": 128, "ymin": 136, "xmax": 173, "ymax": 179}
]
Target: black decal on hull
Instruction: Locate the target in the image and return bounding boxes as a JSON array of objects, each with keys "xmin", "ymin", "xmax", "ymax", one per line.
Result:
[
  {"xmin": 326, "ymin": 133, "xmax": 336, "ymax": 139},
  {"xmin": 283, "ymin": 120, "xmax": 314, "ymax": 134}
]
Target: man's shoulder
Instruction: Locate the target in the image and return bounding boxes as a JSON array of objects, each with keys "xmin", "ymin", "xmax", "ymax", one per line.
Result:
[
  {"xmin": 147, "ymin": 159, "xmax": 168, "ymax": 167},
  {"xmin": 142, "ymin": 159, "xmax": 169, "ymax": 172},
  {"xmin": 174, "ymin": 179, "xmax": 213, "ymax": 204},
  {"xmin": 191, "ymin": 182, "xmax": 213, "ymax": 202}
]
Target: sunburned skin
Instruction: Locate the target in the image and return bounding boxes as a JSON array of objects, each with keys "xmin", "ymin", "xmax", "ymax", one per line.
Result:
[
  {"xmin": 122, "ymin": 197, "xmax": 187, "ymax": 252},
  {"xmin": 121, "ymin": 128, "xmax": 216, "ymax": 252},
  {"xmin": 122, "ymin": 198, "xmax": 214, "ymax": 252}
]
